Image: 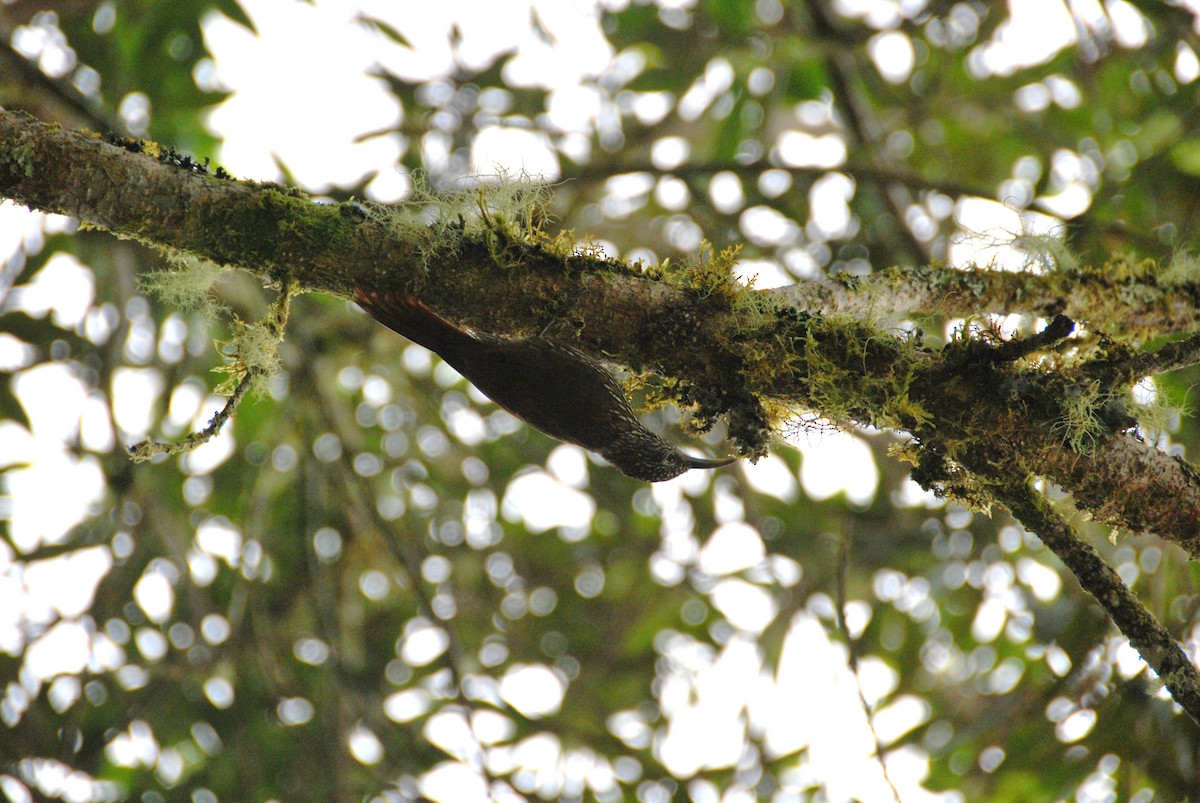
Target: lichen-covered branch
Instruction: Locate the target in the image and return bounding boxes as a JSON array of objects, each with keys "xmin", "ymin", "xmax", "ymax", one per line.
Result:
[
  {"xmin": 782, "ymin": 259, "xmax": 1200, "ymax": 339},
  {"xmin": 127, "ymin": 279, "xmax": 295, "ymax": 460},
  {"xmin": 4, "ymin": 108, "xmax": 1200, "ymax": 552},
  {"xmin": 997, "ymin": 480, "xmax": 1200, "ymax": 726},
  {"xmin": 0, "ymin": 110, "xmax": 415, "ymax": 297},
  {"xmin": 126, "ymin": 370, "xmax": 255, "ymax": 461},
  {"xmin": 1039, "ymin": 434, "xmax": 1200, "ymax": 552}
]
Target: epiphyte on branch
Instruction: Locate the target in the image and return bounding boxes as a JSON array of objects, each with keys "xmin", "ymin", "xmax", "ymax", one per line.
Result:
[{"xmin": 356, "ymin": 289, "xmax": 735, "ymax": 481}]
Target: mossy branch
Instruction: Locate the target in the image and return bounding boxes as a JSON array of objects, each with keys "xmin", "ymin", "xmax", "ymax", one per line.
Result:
[
  {"xmin": 127, "ymin": 371, "xmax": 256, "ymax": 462},
  {"xmin": 4, "ymin": 109, "xmax": 1200, "ymax": 549},
  {"xmin": 127, "ymin": 280, "xmax": 295, "ymax": 461},
  {"xmin": 997, "ymin": 479, "xmax": 1200, "ymax": 726},
  {"xmin": 784, "ymin": 258, "xmax": 1200, "ymax": 340}
]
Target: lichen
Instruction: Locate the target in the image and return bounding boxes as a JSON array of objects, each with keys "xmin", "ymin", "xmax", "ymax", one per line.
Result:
[
  {"xmin": 1012, "ymin": 232, "xmax": 1080, "ymax": 273},
  {"xmin": 1128, "ymin": 378, "xmax": 1187, "ymax": 446},
  {"xmin": 139, "ymin": 253, "xmax": 291, "ymax": 397},
  {"xmin": 213, "ymin": 310, "xmax": 287, "ymax": 396},
  {"xmin": 1049, "ymin": 378, "xmax": 1109, "ymax": 453},
  {"xmin": 360, "ymin": 170, "xmax": 566, "ymax": 279},
  {"xmin": 1158, "ymin": 250, "xmax": 1200, "ymax": 287},
  {"xmin": 139, "ymin": 253, "xmax": 231, "ymax": 319}
]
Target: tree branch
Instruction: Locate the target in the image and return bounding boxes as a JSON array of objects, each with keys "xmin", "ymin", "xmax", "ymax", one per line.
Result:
[
  {"xmin": 1086, "ymin": 331, "xmax": 1200, "ymax": 383},
  {"xmin": 4, "ymin": 108, "xmax": 1200, "ymax": 552},
  {"xmin": 996, "ymin": 480, "xmax": 1200, "ymax": 726},
  {"xmin": 800, "ymin": 0, "xmax": 930, "ymax": 264},
  {"xmin": 780, "ymin": 263, "xmax": 1200, "ymax": 338}
]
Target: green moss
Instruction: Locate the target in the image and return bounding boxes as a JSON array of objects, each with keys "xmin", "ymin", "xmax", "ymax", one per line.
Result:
[
  {"xmin": 182, "ymin": 185, "xmax": 355, "ymax": 272},
  {"xmin": 11, "ymin": 141, "xmax": 35, "ymax": 177},
  {"xmin": 896, "ymin": 440, "xmax": 1000, "ymax": 513},
  {"xmin": 640, "ymin": 241, "xmax": 744, "ymax": 301}
]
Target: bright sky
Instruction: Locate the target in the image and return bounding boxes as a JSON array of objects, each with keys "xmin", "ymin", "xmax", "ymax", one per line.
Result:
[{"xmin": 0, "ymin": 0, "xmax": 1160, "ymax": 800}]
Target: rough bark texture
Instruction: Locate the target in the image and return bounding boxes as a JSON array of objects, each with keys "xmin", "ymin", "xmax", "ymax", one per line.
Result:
[
  {"xmin": 782, "ymin": 262, "xmax": 1200, "ymax": 337},
  {"xmin": 2, "ymin": 108, "xmax": 1200, "ymax": 551},
  {"xmin": 999, "ymin": 481, "xmax": 1200, "ymax": 726}
]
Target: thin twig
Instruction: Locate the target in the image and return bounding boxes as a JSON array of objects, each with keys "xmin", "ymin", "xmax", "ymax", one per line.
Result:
[
  {"xmin": 835, "ymin": 527, "xmax": 902, "ymax": 803},
  {"xmin": 985, "ymin": 314, "xmax": 1075, "ymax": 364},
  {"xmin": 128, "ymin": 281, "xmax": 295, "ymax": 461},
  {"xmin": 998, "ymin": 480, "xmax": 1200, "ymax": 726},
  {"xmin": 127, "ymin": 370, "xmax": 256, "ymax": 460},
  {"xmin": 1089, "ymin": 331, "xmax": 1200, "ymax": 385}
]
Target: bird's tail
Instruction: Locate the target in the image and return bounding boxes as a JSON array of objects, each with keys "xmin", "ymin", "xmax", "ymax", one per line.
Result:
[{"xmin": 355, "ymin": 288, "xmax": 476, "ymax": 354}]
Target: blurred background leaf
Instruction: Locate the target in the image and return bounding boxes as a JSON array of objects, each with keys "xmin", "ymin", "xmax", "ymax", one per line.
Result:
[{"xmin": 2, "ymin": 1, "xmax": 1200, "ymax": 800}]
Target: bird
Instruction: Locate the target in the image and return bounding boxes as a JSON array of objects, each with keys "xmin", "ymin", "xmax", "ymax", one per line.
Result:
[{"xmin": 355, "ymin": 288, "xmax": 736, "ymax": 481}]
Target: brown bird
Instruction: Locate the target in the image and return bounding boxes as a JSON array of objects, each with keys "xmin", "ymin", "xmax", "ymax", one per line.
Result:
[{"xmin": 356, "ymin": 289, "xmax": 735, "ymax": 481}]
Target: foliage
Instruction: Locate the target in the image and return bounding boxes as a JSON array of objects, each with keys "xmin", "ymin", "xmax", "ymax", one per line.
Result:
[{"xmin": 3, "ymin": 1, "xmax": 1200, "ymax": 801}]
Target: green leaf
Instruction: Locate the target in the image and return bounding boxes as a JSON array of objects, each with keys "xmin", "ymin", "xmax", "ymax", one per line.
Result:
[{"xmin": 357, "ymin": 15, "xmax": 414, "ymax": 49}]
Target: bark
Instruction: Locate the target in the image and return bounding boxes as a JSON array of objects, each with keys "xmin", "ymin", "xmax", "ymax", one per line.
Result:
[
  {"xmin": 2, "ymin": 108, "xmax": 1200, "ymax": 552},
  {"xmin": 998, "ymin": 480, "xmax": 1200, "ymax": 727}
]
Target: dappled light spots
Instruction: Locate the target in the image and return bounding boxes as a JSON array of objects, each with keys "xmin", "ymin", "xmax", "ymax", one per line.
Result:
[
  {"xmin": 739, "ymin": 205, "xmax": 800, "ymax": 247},
  {"xmin": 293, "ymin": 637, "xmax": 330, "ymax": 666},
  {"xmin": 709, "ymin": 578, "xmax": 777, "ymax": 633},
  {"xmin": 384, "ymin": 688, "xmax": 430, "ymax": 724},
  {"xmin": 133, "ymin": 628, "xmax": 167, "ymax": 662},
  {"xmin": 573, "ymin": 563, "xmax": 605, "ymax": 599},
  {"xmin": 133, "ymin": 568, "xmax": 174, "ymax": 625},
  {"xmin": 195, "ymin": 519, "xmax": 242, "ymax": 566},
  {"xmin": 499, "ymin": 663, "xmax": 566, "ymax": 718},
  {"xmin": 203, "ymin": 677, "xmax": 234, "ymax": 710},
  {"xmin": 478, "ymin": 635, "xmax": 509, "ymax": 668},
  {"xmin": 1054, "ymin": 707, "xmax": 1097, "ymax": 743},
  {"xmin": 441, "ymin": 391, "xmax": 487, "ymax": 445},
  {"xmin": 501, "ymin": 470, "xmax": 596, "ymax": 534},
  {"xmin": 697, "ymin": 522, "xmax": 765, "ymax": 576},
  {"xmin": 738, "ymin": 453, "xmax": 798, "ymax": 501},
  {"xmin": 105, "ymin": 720, "xmax": 160, "ymax": 769},
  {"xmin": 310, "ymin": 431, "xmax": 343, "ymax": 462},
  {"xmin": 399, "ymin": 618, "xmax": 450, "ymax": 666},
  {"xmin": 348, "ymin": 723, "xmax": 385, "ymax": 765},
  {"xmin": 794, "ymin": 430, "xmax": 878, "ymax": 505},
  {"xmin": 110, "ymin": 367, "xmax": 164, "ymax": 435},
  {"xmin": 199, "ymin": 614, "xmax": 230, "ymax": 645},
  {"xmin": 358, "ymin": 569, "xmax": 389, "ymax": 600},
  {"xmin": 20, "ymin": 546, "xmax": 111, "ymax": 620},
  {"xmin": 276, "ymin": 696, "xmax": 312, "ymax": 725},
  {"xmin": 868, "ymin": 31, "xmax": 915, "ymax": 84},
  {"xmin": 310, "ymin": 526, "xmax": 342, "ymax": 562},
  {"xmin": 420, "ymin": 761, "xmax": 489, "ymax": 803},
  {"xmin": 22, "ymin": 621, "xmax": 91, "ymax": 681}
]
